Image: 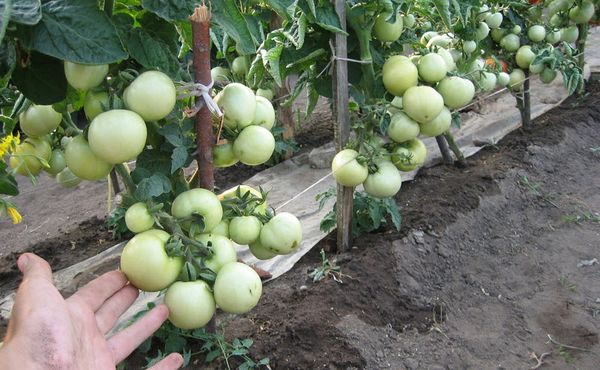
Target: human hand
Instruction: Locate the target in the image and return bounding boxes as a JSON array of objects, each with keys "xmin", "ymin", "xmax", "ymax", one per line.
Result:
[{"xmin": 0, "ymin": 253, "xmax": 183, "ymax": 370}]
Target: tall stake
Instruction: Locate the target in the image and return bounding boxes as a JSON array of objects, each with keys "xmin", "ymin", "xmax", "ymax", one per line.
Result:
[
  {"xmin": 332, "ymin": 0, "xmax": 352, "ymax": 252},
  {"xmin": 190, "ymin": 3, "xmax": 215, "ymax": 332},
  {"xmin": 190, "ymin": 4, "xmax": 214, "ymax": 190},
  {"xmin": 516, "ymin": 71, "xmax": 531, "ymax": 130}
]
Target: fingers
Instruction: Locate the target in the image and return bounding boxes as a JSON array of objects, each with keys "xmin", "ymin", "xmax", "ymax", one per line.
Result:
[
  {"xmin": 95, "ymin": 285, "xmax": 139, "ymax": 334},
  {"xmin": 17, "ymin": 253, "xmax": 53, "ymax": 283},
  {"xmin": 146, "ymin": 353, "xmax": 184, "ymax": 370},
  {"xmin": 108, "ymin": 303, "xmax": 170, "ymax": 363},
  {"xmin": 68, "ymin": 270, "xmax": 128, "ymax": 311}
]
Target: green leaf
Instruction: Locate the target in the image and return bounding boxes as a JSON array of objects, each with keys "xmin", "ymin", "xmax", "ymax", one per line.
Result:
[
  {"xmin": 12, "ymin": 51, "xmax": 66, "ymax": 104},
  {"xmin": 165, "ymin": 331, "xmax": 187, "ymax": 353},
  {"xmin": 170, "ymin": 146, "xmax": 189, "ymax": 173},
  {"xmin": 134, "ymin": 173, "xmax": 172, "ymax": 201},
  {"xmin": 141, "ymin": 0, "xmax": 195, "ymax": 21},
  {"xmin": 0, "ymin": 39, "xmax": 16, "ymax": 83},
  {"xmin": 212, "ymin": 0, "xmax": 256, "ymax": 55},
  {"xmin": 125, "ymin": 27, "xmax": 180, "ymax": 78},
  {"xmin": 23, "ymin": 0, "xmax": 126, "ymax": 64},
  {"xmin": 3, "ymin": 0, "xmax": 41, "ymax": 26},
  {"xmin": 383, "ymin": 197, "xmax": 401, "ymax": 231},
  {"xmin": 131, "ymin": 149, "xmax": 171, "ymax": 183},
  {"xmin": 139, "ymin": 12, "xmax": 180, "ymax": 55},
  {"xmin": 0, "ymin": 171, "xmax": 18, "ymax": 196},
  {"xmin": 264, "ymin": 0, "xmax": 296, "ymax": 19},
  {"xmin": 433, "ymin": 0, "xmax": 452, "ymax": 32},
  {"xmin": 205, "ymin": 349, "xmax": 221, "ymax": 363},
  {"xmin": 264, "ymin": 43, "xmax": 284, "ymax": 86},
  {"xmin": 313, "ymin": 2, "xmax": 345, "ymax": 34}
]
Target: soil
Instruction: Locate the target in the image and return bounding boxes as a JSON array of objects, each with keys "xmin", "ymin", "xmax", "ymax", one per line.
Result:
[
  {"xmin": 2, "ymin": 81, "xmax": 600, "ymax": 370},
  {"xmin": 216, "ymin": 81, "xmax": 600, "ymax": 370}
]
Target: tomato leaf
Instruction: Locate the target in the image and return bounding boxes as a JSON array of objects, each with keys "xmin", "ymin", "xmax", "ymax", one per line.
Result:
[
  {"xmin": 134, "ymin": 173, "xmax": 172, "ymax": 201},
  {"xmin": 0, "ymin": 164, "xmax": 18, "ymax": 196},
  {"xmin": 212, "ymin": 0, "xmax": 256, "ymax": 55},
  {"xmin": 12, "ymin": 51, "xmax": 66, "ymax": 104},
  {"xmin": 2, "ymin": 0, "xmax": 42, "ymax": 26},
  {"xmin": 124, "ymin": 27, "xmax": 180, "ymax": 79},
  {"xmin": 22, "ymin": 0, "xmax": 127, "ymax": 64},
  {"xmin": 141, "ymin": 0, "xmax": 195, "ymax": 22},
  {"xmin": 165, "ymin": 331, "xmax": 187, "ymax": 353},
  {"xmin": 263, "ymin": 0, "xmax": 296, "ymax": 19},
  {"xmin": 0, "ymin": 40, "xmax": 16, "ymax": 85}
]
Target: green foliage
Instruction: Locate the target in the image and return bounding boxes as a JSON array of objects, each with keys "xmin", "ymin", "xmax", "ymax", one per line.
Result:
[
  {"xmin": 308, "ymin": 249, "xmax": 344, "ymax": 283},
  {"xmin": 317, "ymin": 189, "xmax": 401, "ymax": 237}
]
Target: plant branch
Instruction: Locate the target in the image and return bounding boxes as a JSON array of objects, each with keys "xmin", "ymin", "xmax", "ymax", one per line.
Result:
[
  {"xmin": 114, "ymin": 163, "xmax": 136, "ymax": 195},
  {"xmin": 443, "ymin": 131, "xmax": 466, "ymax": 167}
]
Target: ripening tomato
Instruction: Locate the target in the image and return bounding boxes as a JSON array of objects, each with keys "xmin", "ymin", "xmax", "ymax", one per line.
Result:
[
  {"xmin": 56, "ymin": 167, "xmax": 81, "ymax": 188},
  {"xmin": 436, "ymin": 48, "xmax": 456, "ymax": 72},
  {"xmin": 508, "ymin": 69, "xmax": 526, "ymax": 91},
  {"xmin": 64, "ymin": 61, "xmax": 108, "ymax": 91},
  {"xmin": 9, "ymin": 137, "xmax": 52, "ymax": 176},
  {"xmin": 417, "ymin": 53, "xmax": 448, "ymax": 83},
  {"xmin": 540, "ymin": 68, "xmax": 557, "ymax": 84},
  {"xmin": 45, "ymin": 149, "xmax": 67, "ymax": 176},
  {"xmin": 213, "ymin": 142, "xmax": 239, "ymax": 168},
  {"xmin": 497, "ymin": 72, "xmax": 510, "ymax": 87},
  {"xmin": 231, "ymin": 56, "xmax": 250, "ymax": 76},
  {"xmin": 475, "ymin": 22, "xmax": 490, "ymax": 41},
  {"xmin": 560, "ymin": 26, "xmax": 579, "ymax": 43},
  {"xmin": 124, "ymin": 71, "xmax": 176, "ymax": 121},
  {"xmin": 391, "ymin": 138, "xmax": 427, "ymax": 172},
  {"xmin": 331, "ymin": 149, "xmax": 368, "ymax": 187},
  {"xmin": 373, "ymin": 13, "xmax": 404, "ymax": 42},
  {"xmin": 259, "ymin": 212, "xmax": 302, "ymax": 255},
  {"xmin": 211, "ymin": 66, "xmax": 231, "ymax": 82},
  {"xmin": 233, "ymin": 125, "xmax": 275, "ymax": 166},
  {"xmin": 484, "ymin": 58, "xmax": 508, "ymax": 73},
  {"xmin": 83, "ymin": 91, "xmax": 109, "ymax": 121},
  {"xmin": 211, "ymin": 220, "xmax": 230, "ymax": 238},
  {"xmin": 19, "ymin": 105, "xmax": 62, "ymax": 138},
  {"xmin": 382, "ymin": 55, "xmax": 418, "ymax": 96},
  {"xmin": 88, "ymin": 109, "xmax": 147, "ymax": 164},
  {"xmin": 195, "ymin": 233, "xmax": 237, "ymax": 273},
  {"xmin": 120, "ymin": 229, "xmax": 183, "ymax": 292},
  {"xmin": 256, "ymin": 88, "xmax": 275, "ymax": 101},
  {"xmin": 229, "ymin": 215, "xmax": 262, "ymax": 245},
  {"xmin": 437, "ymin": 77, "xmax": 475, "ymax": 109},
  {"xmin": 569, "ymin": 1, "xmax": 595, "ymax": 24},
  {"xmin": 125, "ymin": 202, "xmax": 154, "ymax": 233},
  {"xmin": 65, "ymin": 135, "xmax": 113, "ymax": 180},
  {"xmin": 419, "ymin": 107, "xmax": 451, "ymax": 137},
  {"xmin": 528, "ymin": 25, "xmax": 546, "ymax": 43},
  {"xmin": 500, "ymin": 34, "xmax": 520, "ymax": 52},
  {"xmin": 485, "ymin": 12, "xmax": 503, "ymax": 29},
  {"xmin": 479, "ymin": 72, "xmax": 498, "ymax": 92},
  {"xmin": 213, "ymin": 262, "xmax": 262, "ymax": 314},
  {"xmin": 387, "ymin": 111, "xmax": 420, "ymax": 143},
  {"xmin": 171, "ymin": 188, "xmax": 223, "ymax": 233},
  {"xmin": 363, "ymin": 161, "xmax": 402, "ymax": 198},
  {"xmin": 516, "ymin": 46, "xmax": 536, "ymax": 69},
  {"xmin": 165, "ymin": 280, "xmax": 216, "ymax": 329},
  {"xmin": 215, "ymin": 83, "xmax": 256, "ymax": 129},
  {"xmin": 249, "ymin": 239, "xmax": 277, "ymax": 260},
  {"xmin": 251, "ymin": 96, "xmax": 275, "ymax": 130},
  {"xmin": 402, "ymin": 86, "xmax": 444, "ymax": 124}
]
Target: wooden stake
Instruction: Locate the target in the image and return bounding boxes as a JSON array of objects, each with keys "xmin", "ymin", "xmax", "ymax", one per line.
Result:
[
  {"xmin": 333, "ymin": 0, "xmax": 352, "ymax": 252},
  {"xmin": 435, "ymin": 136, "xmax": 453, "ymax": 165},
  {"xmin": 190, "ymin": 4, "xmax": 214, "ymax": 190},
  {"xmin": 516, "ymin": 71, "xmax": 531, "ymax": 130}
]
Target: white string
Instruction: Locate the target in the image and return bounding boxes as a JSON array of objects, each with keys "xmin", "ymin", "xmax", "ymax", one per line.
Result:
[
  {"xmin": 275, "ymin": 171, "xmax": 333, "ymax": 211},
  {"xmin": 181, "ymin": 80, "xmax": 223, "ymax": 117}
]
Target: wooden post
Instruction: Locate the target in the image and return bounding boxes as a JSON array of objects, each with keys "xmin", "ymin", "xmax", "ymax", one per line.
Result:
[
  {"xmin": 190, "ymin": 4, "xmax": 214, "ymax": 190},
  {"xmin": 190, "ymin": 3, "xmax": 215, "ymax": 332},
  {"xmin": 435, "ymin": 136, "xmax": 453, "ymax": 165},
  {"xmin": 443, "ymin": 132, "xmax": 466, "ymax": 168},
  {"xmin": 577, "ymin": 23, "xmax": 588, "ymax": 95},
  {"xmin": 333, "ymin": 0, "xmax": 352, "ymax": 252}
]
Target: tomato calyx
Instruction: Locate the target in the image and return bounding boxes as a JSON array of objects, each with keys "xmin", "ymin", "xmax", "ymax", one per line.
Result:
[{"xmin": 221, "ymin": 186, "xmax": 272, "ymax": 223}]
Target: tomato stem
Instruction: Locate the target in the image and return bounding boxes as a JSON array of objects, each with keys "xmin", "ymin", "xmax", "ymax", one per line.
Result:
[
  {"xmin": 576, "ymin": 22, "xmax": 588, "ymax": 94},
  {"xmin": 443, "ymin": 131, "xmax": 466, "ymax": 167},
  {"xmin": 114, "ymin": 163, "xmax": 136, "ymax": 195}
]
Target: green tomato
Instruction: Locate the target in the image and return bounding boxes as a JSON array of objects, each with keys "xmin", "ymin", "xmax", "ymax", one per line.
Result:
[
  {"xmin": 56, "ymin": 167, "xmax": 81, "ymax": 188},
  {"xmin": 331, "ymin": 149, "xmax": 368, "ymax": 187},
  {"xmin": 516, "ymin": 46, "xmax": 536, "ymax": 69},
  {"xmin": 88, "ymin": 109, "xmax": 147, "ymax": 164},
  {"xmin": 500, "ymin": 34, "xmax": 520, "ymax": 52},
  {"xmin": 402, "ymin": 14, "xmax": 416, "ymax": 29},
  {"xmin": 232, "ymin": 56, "xmax": 250, "ymax": 76},
  {"xmin": 417, "ymin": 53, "xmax": 448, "ymax": 83},
  {"xmin": 426, "ymin": 34, "xmax": 453, "ymax": 49},
  {"xmin": 195, "ymin": 233, "xmax": 237, "ymax": 273},
  {"xmin": 373, "ymin": 13, "xmax": 403, "ymax": 42},
  {"xmin": 256, "ymin": 88, "xmax": 274, "ymax": 101},
  {"xmin": 387, "ymin": 111, "xmax": 420, "ymax": 143},
  {"xmin": 476, "ymin": 4, "xmax": 489, "ymax": 21},
  {"xmin": 46, "ymin": 149, "xmax": 67, "ymax": 175},
  {"xmin": 9, "ymin": 137, "xmax": 52, "ymax": 176},
  {"xmin": 420, "ymin": 31, "xmax": 438, "ymax": 46},
  {"xmin": 251, "ymin": 96, "xmax": 275, "ymax": 130},
  {"xmin": 83, "ymin": 91, "xmax": 109, "ymax": 121},
  {"xmin": 125, "ymin": 202, "xmax": 154, "ymax": 234},
  {"xmin": 382, "ymin": 55, "xmax": 418, "ymax": 96},
  {"xmin": 463, "ymin": 40, "xmax": 477, "ymax": 54},
  {"xmin": 529, "ymin": 62, "xmax": 545, "ymax": 75},
  {"xmin": 213, "ymin": 262, "xmax": 262, "ymax": 314},
  {"xmin": 479, "ymin": 72, "xmax": 498, "ymax": 92},
  {"xmin": 259, "ymin": 212, "xmax": 302, "ymax": 255},
  {"xmin": 512, "ymin": 25, "xmax": 522, "ymax": 35},
  {"xmin": 421, "ymin": 21, "xmax": 432, "ymax": 30},
  {"xmin": 229, "ymin": 215, "xmax": 262, "ymax": 245},
  {"xmin": 19, "ymin": 105, "xmax": 62, "ymax": 138},
  {"xmin": 218, "ymin": 185, "xmax": 269, "ymax": 215},
  {"xmin": 402, "ymin": 86, "xmax": 444, "ymax": 124},
  {"xmin": 120, "ymin": 229, "xmax": 183, "ymax": 292},
  {"xmin": 437, "ymin": 77, "xmax": 475, "ymax": 110},
  {"xmin": 475, "ymin": 22, "xmax": 490, "ymax": 41},
  {"xmin": 165, "ymin": 280, "xmax": 216, "ymax": 329},
  {"xmin": 211, "ymin": 66, "xmax": 231, "ymax": 82},
  {"xmin": 124, "ymin": 71, "xmax": 176, "ymax": 121},
  {"xmin": 550, "ymin": 13, "xmax": 566, "ymax": 27},
  {"xmin": 63, "ymin": 61, "xmax": 108, "ymax": 91},
  {"xmin": 528, "ymin": 25, "xmax": 546, "ymax": 43},
  {"xmin": 485, "ymin": 12, "xmax": 503, "ymax": 29},
  {"xmin": 436, "ymin": 48, "xmax": 456, "ymax": 72},
  {"xmin": 528, "ymin": 7, "xmax": 542, "ymax": 21},
  {"xmin": 391, "ymin": 138, "xmax": 427, "ymax": 172},
  {"xmin": 546, "ymin": 30, "xmax": 561, "ymax": 44},
  {"xmin": 490, "ymin": 28, "xmax": 506, "ymax": 43},
  {"xmin": 171, "ymin": 188, "xmax": 223, "ymax": 233},
  {"xmin": 249, "ymin": 239, "xmax": 277, "ymax": 260},
  {"xmin": 540, "ymin": 68, "xmax": 557, "ymax": 84},
  {"xmin": 233, "ymin": 125, "xmax": 275, "ymax": 166},
  {"xmin": 419, "ymin": 107, "xmax": 451, "ymax": 137},
  {"xmin": 213, "ymin": 142, "xmax": 239, "ymax": 168},
  {"xmin": 560, "ymin": 26, "xmax": 579, "ymax": 43},
  {"xmin": 569, "ymin": 1, "xmax": 595, "ymax": 24},
  {"xmin": 497, "ymin": 72, "xmax": 510, "ymax": 87},
  {"xmin": 363, "ymin": 161, "xmax": 402, "ymax": 198},
  {"xmin": 211, "ymin": 220, "xmax": 230, "ymax": 238},
  {"xmin": 65, "ymin": 135, "xmax": 113, "ymax": 181},
  {"xmin": 508, "ymin": 69, "xmax": 526, "ymax": 91},
  {"xmin": 214, "ymin": 83, "xmax": 256, "ymax": 129}
]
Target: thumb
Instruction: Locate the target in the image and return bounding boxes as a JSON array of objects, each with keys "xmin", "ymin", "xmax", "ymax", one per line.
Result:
[{"xmin": 17, "ymin": 253, "xmax": 53, "ymax": 282}]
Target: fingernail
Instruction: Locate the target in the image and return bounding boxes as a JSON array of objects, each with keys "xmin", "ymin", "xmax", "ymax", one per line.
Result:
[{"xmin": 17, "ymin": 254, "xmax": 29, "ymax": 272}]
